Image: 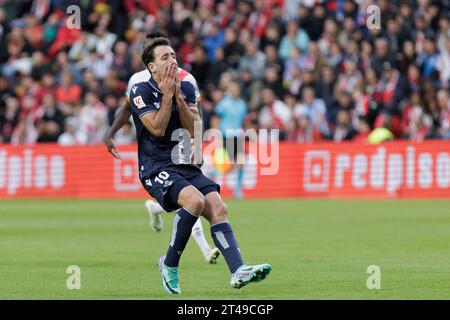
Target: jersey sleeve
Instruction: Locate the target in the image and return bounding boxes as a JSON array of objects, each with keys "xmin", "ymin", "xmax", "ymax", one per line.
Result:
[
  {"xmin": 125, "ymin": 73, "xmax": 139, "ymax": 100},
  {"xmin": 125, "ymin": 79, "xmax": 133, "ymax": 100},
  {"xmin": 182, "ymin": 82, "xmax": 198, "ymax": 105},
  {"xmin": 126, "ymin": 70, "xmax": 151, "ymax": 100},
  {"xmin": 183, "ymin": 73, "xmax": 201, "ymax": 103},
  {"xmin": 129, "ymin": 84, "xmax": 158, "ymax": 118}
]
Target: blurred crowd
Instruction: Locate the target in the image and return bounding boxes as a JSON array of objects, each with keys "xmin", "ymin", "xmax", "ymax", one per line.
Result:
[{"xmin": 0, "ymin": 0, "xmax": 450, "ymax": 146}]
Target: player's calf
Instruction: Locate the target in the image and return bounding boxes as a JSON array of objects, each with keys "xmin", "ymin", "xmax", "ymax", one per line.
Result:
[
  {"xmin": 202, "ymin": 192, "xmax": 244, "ymax": 273},
  {"xmin": 203, "ymin": 192, "xmax": 271, "ymax": 289},
  {"xmin": 163, "ymin": 186, "xmax": 204, "ymax": 270}
]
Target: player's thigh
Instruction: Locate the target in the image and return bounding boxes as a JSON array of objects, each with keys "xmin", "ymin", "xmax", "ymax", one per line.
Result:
[
  {"xmin": 202, "ymin": 192, "xmax": 228, "ymax": 225},
  {"xmin": 186, "ymin": 167, "xmax": 221, "ymax": 197},
  {"xmin": 183, "ymin": 167, "xmax": 223, "ymax": 221},
  {"xmin": 142, "ymin": 169, "xmax": 185, "ymax": 212}
]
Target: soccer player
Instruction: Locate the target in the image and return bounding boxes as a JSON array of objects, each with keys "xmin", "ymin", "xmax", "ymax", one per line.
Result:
[
  {"xmin": 129, "ymin": 37, "xmax": 271, "ymax": 294},
  {"xmin": 105, "ymin": 32, "xmax": 220, "ymax": 264}
]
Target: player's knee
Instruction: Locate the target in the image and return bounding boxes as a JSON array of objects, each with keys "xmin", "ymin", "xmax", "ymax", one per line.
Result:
[{"xmin": 186, "ymin": 194, "xmax": 205, "ymax": 215}]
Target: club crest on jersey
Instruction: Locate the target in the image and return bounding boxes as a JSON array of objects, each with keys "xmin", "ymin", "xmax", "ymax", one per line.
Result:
[{"xmin": 133, "ymin": 95, "xmax": 146, "ymax": 109}]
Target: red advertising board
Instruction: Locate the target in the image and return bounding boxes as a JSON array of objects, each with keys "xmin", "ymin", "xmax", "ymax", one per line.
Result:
[{"xmin": 0, "ymin": 141, "xmax": 449, "ymax": 199}]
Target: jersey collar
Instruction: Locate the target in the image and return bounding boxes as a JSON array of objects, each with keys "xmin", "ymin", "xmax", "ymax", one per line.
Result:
[{"xmin": 148, "ymin": 77, "xmax": 162, "ymax": 94}]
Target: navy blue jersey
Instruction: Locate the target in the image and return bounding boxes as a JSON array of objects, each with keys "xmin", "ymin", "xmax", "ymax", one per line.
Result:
[{"xmin": 129, "ymin": 77, "xmax": 197, "ymax": 178}]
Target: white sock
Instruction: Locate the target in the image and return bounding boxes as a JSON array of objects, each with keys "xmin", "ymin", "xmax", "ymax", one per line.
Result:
[
  {"xmin": 191, "ymin": 218, "xmax": 212, "ymax": 257},
  {"xmin": 145, "ymin": 200, "xmax": 164, "ymax": 214},
  {"xmin": 153, "ymin": 202, "xmax": 164, "ymax": 214}
]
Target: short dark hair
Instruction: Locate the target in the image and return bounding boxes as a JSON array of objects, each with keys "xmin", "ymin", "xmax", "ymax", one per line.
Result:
[
  {"xmin": 141, "ymin": 37, "xmax": 171, "ymax": 67},
  {"xmin": 144, "ymin": 31, "xmax": 170, "ymax": 48},
  {"xmin": 146, "ymin": 31, "xmax": 168, "ymax": 40}
]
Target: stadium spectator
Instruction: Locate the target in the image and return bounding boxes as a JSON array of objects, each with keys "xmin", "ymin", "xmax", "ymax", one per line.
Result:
[
  {"xmin": 263, "ymin": 66, "xmax": 285, "ymax": 99},
  {"xmin": 247, "ymin": 0, "xmax": 271, "ymax": 40},
  {"xmin": 294, "ymin": 86, "xmax": 328, "ymax": 137},
  {"xmin": 55, "ymin": 71, "xmax": 82, "ymax": 105},
  {"xmin": 325, "ymin": 40, "xmax": 344, "ymax": 69},
  {"xmin": 208, "ymin": 47, "xmax": 228, "ymax": 87},
  {"xmin": 35, "ymin": 92, "xmax": 64, "ymax": 142},
  {"xmin": 374, "ymin": 62, "xmax": 409, "ymax": 125},
  {"xmin": 76, "ymin": 91, "xmax": 108, "ymax": 145},
  {"xmin": 190, "ymin": 45, "xmax": 211, "ymax": 91},
  {"xmin": 203, "ymin": 23, "xmax": 224, "ymax": 63},
  {"xmin": 167, "ymin": 0, "xmax": 194, "ymax": 48},
  {"xmin": 258, "ymin": 87, "xmax": 292, "ymax": 140},
  {"xmin": 353, "ymin": 117, "xmax": 371, "ymax": 142},
  {"xmin": 327, "ymin": 109, "xmax": 358, "ymax": 142},
  {"xmin": 239, "ymin": 41, "xmax": 266, "ymax": 80},
  {"xmin": 54, "ymin": 50, "xmax": 82, "ymax": 84},
  {"xmin": 437, "ymin": 37, "xmax": 450, "ymax": 88},
  {"xmin": 371, "ymin": 37, "xmax": 396, "ymax": 76},
  {"xmin": 58, "ymin": 117, "xmax": 79, "ymax": 146},
  {"xmin": 315, "ymin": 65, "xmax": 336, "ymax": 109},
  {"xmin": 290, "ymin": 112, "xmax": 313, "ymax": 142},
  {"xmin": 111, "ymin": 41, "xmax": 132, "ymax": 82},
  {"xmin": 222, "ymin": 27, "xmax": 244, "ymax": 70},
  {"xmin": 278, "ymin": 20, "xmax": 309, "ymax": 61},
  {"xmin": 336, "ymin": 59, "xmax": 363, "ymax": 95},
  {"xmin": 30, "ymin": 51, "xmax": 51, "ymax": 80},
  {"xmin": 238, "ymin": 68, "xmax": 261, "ymax": 110},
  {"xmin": 264, "ymin": 44, "xmax": 283, "ymax": 76},
  {"xmin": 436, "ymin": 89, "xmax": 450, "ymax": 139},
  {"xmin": 178, "ymin": 30, "xmax": 196, "ymax": 70},
  {"xmin": 328, "ymin": 90, "xmax": 354, "ymax": 126},
  {"xmin": 1, "ymin": 96, "xmax": 20, "ymax": 143},
  {"xmin": 417, "ymin": 36, "xmax": 440, "ymax": 83}
]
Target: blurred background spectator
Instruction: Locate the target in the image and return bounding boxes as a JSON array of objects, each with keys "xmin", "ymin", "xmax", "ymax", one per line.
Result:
[{"xmin": 0, "ymin": 0, "xmax": 449, "ymax": 145}]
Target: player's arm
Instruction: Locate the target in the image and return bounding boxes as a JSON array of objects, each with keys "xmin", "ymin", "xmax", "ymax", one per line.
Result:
[
  {"xmin": 140, "ymin": 65, "xmax": 176, "ymax": 137},
  {"xmin": 176, "ymin": 96, "xmax": 201, "ymax": 137},
  {"xmin": 140, "ymin": 95, "xmax": 173, "ymax": 137},
  {"xmin": 104, "ymin": 101, "xmax": 132, "ymax": 159},
  {"xmin": 175, "ymin": 76, "xmax": 202, "ymax": 137}
]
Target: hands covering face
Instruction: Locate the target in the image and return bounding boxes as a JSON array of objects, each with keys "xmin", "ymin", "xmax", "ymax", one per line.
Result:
[{"xmin": 159, "ymin": 63, "xmax": 178, "ymax": 97}]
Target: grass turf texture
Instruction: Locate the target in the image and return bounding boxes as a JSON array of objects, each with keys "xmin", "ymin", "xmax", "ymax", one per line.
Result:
[{"xmin": 1, "ymin": 199, "xmax": 449, "ymax": 299}]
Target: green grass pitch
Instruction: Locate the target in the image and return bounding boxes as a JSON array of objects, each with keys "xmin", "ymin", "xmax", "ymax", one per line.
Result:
[{"xmin": 1, "ymin": 198, "xmax": 449, "ymax": 299}]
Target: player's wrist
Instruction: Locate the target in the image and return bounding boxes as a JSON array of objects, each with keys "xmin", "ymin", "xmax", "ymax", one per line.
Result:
[
  {"xmin": 161, "ymin": 93, "xmax": 174, "ymax": 100},
  {"xmin": 175, "ymin": 93, "xmax": 184, "ymax": 102}
]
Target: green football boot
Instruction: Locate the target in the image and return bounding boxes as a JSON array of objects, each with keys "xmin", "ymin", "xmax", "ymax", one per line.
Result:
[
  {"xmin": 230, "ymin": 263, "xmax": 272, "ymax": 289},
  {"xmin": 157, "ymin": 256, "xmax": 181, "ymax": 294}
]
